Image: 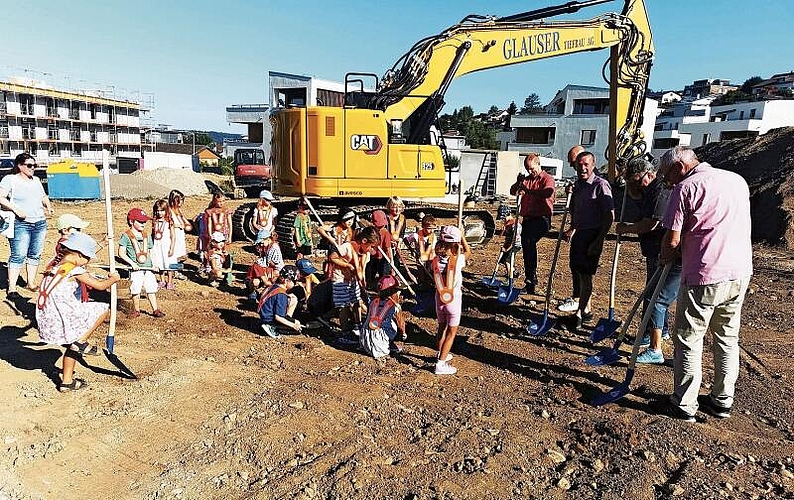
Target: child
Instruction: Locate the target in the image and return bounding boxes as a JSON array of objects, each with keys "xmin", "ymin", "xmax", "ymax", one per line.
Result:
[
  {"xmin": 431, "ymin": 225, "xmax": 471, "ymax": 375},
  {"xmin": 498, "ymin": 214, "xmax": 522, "ymax": 282},
  {"xmin": 118, "ymin": 208, "xmax": 164, "ymax": 318},
  {"xmin": 245, "ymin": 228, "xmax": 284, "ymax": 300},
  {"xmin": 359, "ymin": 275, "xmax": 407, "ymax": 359},
  {"xmin": 47, "ymin": 213, "xmax": 90, "ymax": 269},
  {"xmin": 36, "ymin": 233, "xmax": 120, "ymax": 392},
  {"xmin": 253, "ymin": 190, "xmax": 278, "ymax": 236},
  {"xmin": 329, "ymin": 225, "xmax": 379, "ymax": 335},
  {"xmin": 318, "ymin": 208, "xmax": 356, "ymax": 250},
  {"xmin": 258, "ymin": 265, "xmax": 303, "ymax": 339},
  {"xmin": 405, "ymin": 214, "xmax": 436, "ymax": 269},
  {"xmin": 198, "ymin": 192, "xmax": 232, "ymax": 264},
  {"xmin": 386, "ymin": 196, "xmax": 406, "ymax": 241},
  {"xmin": 292, "ymin": 199, "xmax": 313, "ymax": 259},
  {"xmin": 366, "ymin": 210, "xmax": 393, "ymax": 287},
  {"xmin": 167, "ymin": 189, "xmax": 191, "ymax": 278},
  {"xmin": 207, "ymin": 232, "xmax": 230, "ymax": 287},
  {"xmin": 295, "ymin": 258, "xmax": 321, "ymax": 300},
  {"xmin": 151, "ymin": 198, "xmax": 177, "ymax": 290}
]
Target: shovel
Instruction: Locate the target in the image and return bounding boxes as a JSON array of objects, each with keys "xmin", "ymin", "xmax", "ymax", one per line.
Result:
[
  {"xmin": 526, "ymin": 190, "xmax": 572, "ymax": 336},
  {"xmin": 497, "ymin": 193, "xmax": 522, "ymax": 304},
  {"xmin": 481, "ymin": 248, "xmax": 506, "ymax": 288},
  {"xmin": 590, "ymin": 263, "xmax": 673, "ymax": 406},
  {"xmin": 590, "ymin": 188, "xmax": 629, "ymax": 343}
]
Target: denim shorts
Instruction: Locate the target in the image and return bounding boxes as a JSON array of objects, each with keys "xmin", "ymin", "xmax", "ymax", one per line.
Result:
[{"xmin": 9, "ymin": 219, "xmax": 48, "ymax": 267}]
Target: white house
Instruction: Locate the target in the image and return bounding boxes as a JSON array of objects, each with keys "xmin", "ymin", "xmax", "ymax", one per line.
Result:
[
  {"xmin": 497, "ymin": 85, "xmax": 657, "ymax": 177},
  {"xmin": 651, "ymin": 98, "xmax": 794, "ymax": 158}
]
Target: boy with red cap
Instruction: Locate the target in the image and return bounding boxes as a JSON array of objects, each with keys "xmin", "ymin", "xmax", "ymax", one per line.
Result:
[{"xmin": 118, "ymin": 207, "xmax": 164, "ymax": 318}]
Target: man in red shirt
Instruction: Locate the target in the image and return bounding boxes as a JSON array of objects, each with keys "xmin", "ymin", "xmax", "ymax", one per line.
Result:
[{"xmin": 509, "ymin": 153, "xmax": 556, "ymax": 295}]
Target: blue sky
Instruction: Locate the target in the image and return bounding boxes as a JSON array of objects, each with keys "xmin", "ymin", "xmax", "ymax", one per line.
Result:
[{"xmin": 2, "ymin": 0, "xmax": 790, "ymax": 133}]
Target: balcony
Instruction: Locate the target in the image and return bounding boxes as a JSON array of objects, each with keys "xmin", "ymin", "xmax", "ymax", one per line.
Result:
[
  {"xmin": 69, "ymin": 110, "xmax": 80, "ymax": 120},
  {"xmin": 0, "ymin": 102, "xmax": 6, "ymax": 114},
  {"xmin": 70, "ymin": 130, "xmax": 81, "ymax": 141},
  {"xmin": 47, "ymin": 107, "xmax": 57, "ymax": 118},
  {"xmin": 0, "ymin": 126, "xmax": 8, "ymax": 139},
  {"xmin": 22, "ymin": 129, "xmax": 36, "ymax": 140},
  {"xmin": 20, "ymin": 104, "xmax": 34, "ymax": 116}
]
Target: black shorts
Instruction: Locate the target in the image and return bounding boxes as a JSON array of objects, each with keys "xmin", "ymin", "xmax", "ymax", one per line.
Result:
[
  {"xmin": 570, "ymin": 228, "xmax": 602, "ymax": 276},
  {"xmin": 296, "ymin": 244, "xmax": 313, "ymax": 256}
]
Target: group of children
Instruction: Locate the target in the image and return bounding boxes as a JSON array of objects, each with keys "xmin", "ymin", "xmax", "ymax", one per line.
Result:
[{"xmin": 35, "ymin": 191, "xmax": 474, "ymax": 393}]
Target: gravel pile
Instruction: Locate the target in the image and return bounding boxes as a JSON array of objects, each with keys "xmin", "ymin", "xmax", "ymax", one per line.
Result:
[{"xmin": 101, "ymin": 168, "xmax": 211, "ymax": 200}]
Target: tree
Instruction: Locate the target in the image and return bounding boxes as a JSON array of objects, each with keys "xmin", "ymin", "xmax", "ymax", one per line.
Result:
[
  {"xmin": 740, "ymin": 76, "xmax": 763, "ymax": 94},
  {"xmin": 507, "ymin": 101, "xmax": 518, "ymax": 116},
  {"xmin": 488, "ymin": 105, "xmax": 500, "ymax": 115},
  {"xmin": 465, "ymin": 120, "xmax": 498, "ymax": 149},
  {"xmin": 520, "ymin": 93, "xmax": 543, "ymax": 114}
]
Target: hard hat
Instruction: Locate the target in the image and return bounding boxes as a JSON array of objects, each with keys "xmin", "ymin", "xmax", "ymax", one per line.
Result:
[
  {"xmin": 61, "ymin": 232, "xmax": 98, "ymax": 259},
  {"xmin": 56, "ymin": 213, "xmax": 90, "ymax": 231}
]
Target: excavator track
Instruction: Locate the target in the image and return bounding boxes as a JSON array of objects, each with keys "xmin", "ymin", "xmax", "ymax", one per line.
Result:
[{"xmin": 233, "ymin": 199, "xmax": 496, "ymax": 258}]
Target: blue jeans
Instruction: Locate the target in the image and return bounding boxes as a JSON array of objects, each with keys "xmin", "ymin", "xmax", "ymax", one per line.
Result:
[
  {"xmin": 9, "ymin": 219, "xmax": 48, "ymax": 268},
  {"xmin": 644, "ymin": 254, "xmax": 682, "ymax": 335}
]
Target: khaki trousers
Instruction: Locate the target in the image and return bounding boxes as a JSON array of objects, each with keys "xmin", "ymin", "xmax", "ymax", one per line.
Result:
[{"xmin": 671, "ymin": 277, "xmax": 750, "ymax": 415}]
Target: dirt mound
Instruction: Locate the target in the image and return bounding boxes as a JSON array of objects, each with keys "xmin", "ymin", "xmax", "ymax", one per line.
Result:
[
  {"xmin": 696, "ymin": 127, "xmax": 794, "ymax": 248},
  {"xmin": 101, "ymin": 168, "xmax": 213, "ymax": 200}
]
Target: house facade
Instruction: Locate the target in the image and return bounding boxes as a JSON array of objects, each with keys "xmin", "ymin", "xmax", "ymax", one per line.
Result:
[
  {"xmin": 497, "ymin": 85, "xmax": 657, "ymax": 177},
  {"xmin": 0, "ymin": 79, "xmax": 153, "ymax": 165}
]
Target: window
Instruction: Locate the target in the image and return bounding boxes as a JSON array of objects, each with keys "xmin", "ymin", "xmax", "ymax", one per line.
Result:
[
  {"xmin": 515, "ymin": 126, "xmax": 556, "ymax": 145},
  {"xmin": 0, "ymin": 120, "xmax": 8, "ymax": 138},
  {"xmin": 90, "ymin": 104, "xmax": 97, "ymax": 120},
  {"xmin": 653, "ymin": 138, "xmax": 680, "ymax": 149},
  {"xmin": 74, "ymin": 144, "xmax": 82, "ymax": 157},
  {"xmin": 580, "ymin": 130, "xmax": 597, "ymax": 146},
  {"xmin": 750, "ymin": 108, "xmax": 757, "ymax": 118},
  {"xmin": 702, "ymin": 133, "xmax": 710, "ymax": 145},
  {"xmin": 48, "ymin": 125, "xmax": 58, "ymax": 140},
  {"xmin": 49, "ymin": 144, "xmax": 59, "ymax": 157},
  {"xmin": 20, "ymin": 95, "xmax": 34, "ymax": 115},
  {"xmin": 572, "ymin": 98, "xmax": 609, "ymax": 115},
  {"xmin": 739, "ymin": 111, "xmax": 744, "ymax": 120}
]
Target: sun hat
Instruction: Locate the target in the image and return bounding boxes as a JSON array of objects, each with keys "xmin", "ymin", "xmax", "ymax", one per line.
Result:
[
  {"xmin": 56, "ymin": 213, "xmax": 90, "ymax": 231},
  {"xmin": 255, "ymin": 228, "xmax": 273, "ymax": 244},
  {"xmin": 211, "ymin": 231, "xmax": 227, "ymax": 243},
  {"xmin": 127, "ymin": 208, "xmax": 151, "ymax": 223},
  {"xmin": 296, "ymin": 258, "xmax": 318, "ymax": 276},
  {"xmin": 61, "ymin": 232, "xmax": 98, "ymax": 260},
  {"xmin": 440, "ymin": 225, "xmax": 462, "ymax": 243},
  {"xmin": 259, "ymin": 190, "xmax": 274, "ymax": 201}
]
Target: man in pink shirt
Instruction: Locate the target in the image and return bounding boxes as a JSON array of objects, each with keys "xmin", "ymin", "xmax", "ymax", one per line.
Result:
[
  {"xmin": 510, "ymin": 153, "xmax": 556, "ymax": 295},
  {"xmin": 653, "ymin": 146, "xmax": 752, "ymax": 422}
]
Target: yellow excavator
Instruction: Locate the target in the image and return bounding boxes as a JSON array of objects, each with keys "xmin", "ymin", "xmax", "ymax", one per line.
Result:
[{"xmin": 233, "ymin": 0, "xmax": 654, "ymax": 254}]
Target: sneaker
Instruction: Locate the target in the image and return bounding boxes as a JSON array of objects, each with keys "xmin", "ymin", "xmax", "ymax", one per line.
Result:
[
  {"xmin": 158, "ymin": 282, "xmax": 166, "ymax": 289},
  {"xmin": 261, "ymin": 324, "xmax": 281, "ymax": 339},
  {"xmin": 174, "ymin": 272, "xmax": 188, "ymax": 281},
  {"xmin": 698, "ymin": 395, "xmax": 731, "ymax": 419},
  {"xmin": 335, "ymin": 331, "xmax": 359, "ymax": 346},
  {"xmin": 557, "ymin": 297, "xmax": 579, "ymax": 313},
  {"xmin": 389, "ymin": 344, "xmax": 404, "ymax": 355},
  {"xmin": 523, "ymin": 283, "xmax": 536, "ymax": 295},
  {"xmin": 434, "ymin": 360, "xmax": 458, "ymax": 375},
  {"xmin": 662, "ymin": 331, "xmax": 671, "ymax": 341},
  {"xmin": 128, "ymin": 310, "xmax": 141, "ymax": 319},
  {"xmin": 247, "ymin": 292, "xmax": 259, "ymax": 302},
  {"xmin": 639, "ymin": 334, "xmax": 651, "ymax": 347},
  {"xmin": 166, "ymin": 283, "xmax": 175, "ymax": 291},
  {"xmin": 581, "ymin": 311, "xmax": 594, "ymax": 323},
  {"xmin": 649, "ymin": 398, "xmax": 696, "ymax": 423},
  {"xmin": 636, "ymin": 348, "xmax": 665, "ymax": 364},
  {"xmin": 151, "ymin": 309, "xmax": 166, "ymax": 318}
]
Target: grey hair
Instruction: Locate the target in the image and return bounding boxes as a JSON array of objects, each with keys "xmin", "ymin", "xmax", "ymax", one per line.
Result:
[
  {"xmin": 660, "ymin": 146, "xmax": 698, "ymax": 168},
  {"xmin": 624, "ymin": 157, "xmax": 655, "ymax": 178}
]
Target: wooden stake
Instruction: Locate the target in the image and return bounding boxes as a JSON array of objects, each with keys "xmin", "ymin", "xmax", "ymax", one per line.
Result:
[{"xmin": 101, "ymin": 150, "xmax": 117, "ymax": 353}]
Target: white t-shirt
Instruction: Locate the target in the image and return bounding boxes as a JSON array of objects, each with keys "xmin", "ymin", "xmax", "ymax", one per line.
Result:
[
  {"xmin": 0, "ymin": 174, "xmax": 46, "ymax": 222},
  {"xmin": 331, "ymin": 242, "xmax": 355, "ymax": 283}
]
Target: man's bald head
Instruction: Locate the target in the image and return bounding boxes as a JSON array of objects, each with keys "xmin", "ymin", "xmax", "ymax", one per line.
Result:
[
  {"xmin": 524, "ymin": 152, "xmax": 542, "ymax": 177},
  {"xmin": 568, "ymin": 145, "xmax": 585, "ymax": 166}
]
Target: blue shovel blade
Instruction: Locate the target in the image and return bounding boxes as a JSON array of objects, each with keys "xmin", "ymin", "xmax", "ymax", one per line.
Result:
[
  {"xmin": 481, "ymin": 276, "xmax": 502, "ymax": 288},
  {"xmin": 526, "ymin": 312, "xmax": 554, "ymax": 337},
  {"xmin": 590, "ymin": 318, "xmax": 621, "ymax": 343},
  {"xmin": 585, "ymin": 347, "xmax": 621, "ymax": 366},
  {"xmin": 591, "ymin": 380, "xmax": 631, "ymax": 406}
]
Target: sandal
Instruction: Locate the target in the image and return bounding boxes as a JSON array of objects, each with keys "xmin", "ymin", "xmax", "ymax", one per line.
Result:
[
  {"xmin": 59, "ymin": 378, "xmax": 89, "ymax": 392},
  {"xmin": 70, "ymin": 341, "xmax": 100, "ymax": 356}
]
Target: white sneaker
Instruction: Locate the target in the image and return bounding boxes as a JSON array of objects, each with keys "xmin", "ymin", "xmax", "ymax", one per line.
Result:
[
  {"xmin": 434, "ymin": 360, "xmax": 457, "ymax": 375},
  {"xmin": 439, "ymin": 353, "xmax": 453, "ymax": 362},
  {"xmin": 557, "ymin": 297, "xmax": 579, "ymax": 313},
  {"xmin": 261, "ymin": 324, "xmax": 281, "ymax": 339}
]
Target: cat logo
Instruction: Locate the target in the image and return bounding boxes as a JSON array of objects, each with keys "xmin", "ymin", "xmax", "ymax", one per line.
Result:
[{"xmin": 350, "ymin": 134, "xmax": 382, "ymax": 155}]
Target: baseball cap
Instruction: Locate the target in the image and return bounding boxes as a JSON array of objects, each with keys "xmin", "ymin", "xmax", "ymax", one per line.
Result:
[
  {"xmin": 279, "ymin": 265, "xmax": 299, "ymax": 281},
  {"xmin": 259, "ymin": 190, "xmax": 274, "ymax": 201},
  {"xmin": 372, "ymin": 210, "xmax": 388, "ymax": 228},
  {"xmin": 296, "ymin": 258, "xmax": 318, "ymax": 276},
  {"xmin": 211, "ymin": 231, "xmax": 226, "ymax": 243},
  {"xmin": 341, "ymin": 209, "xmax": 356, "ymax": 221},
  {"xmin": 440, "ymin": 225, "xmax": 462, "ymax": 243},
  {"xmin": 61, "ymin": 232, "xmax": 98, "ymax": 260},
  {"xmin": 255, "ymin": 228, "xmax": 273, "ymax": 244},
  {"xmin": 127, "ymin": 208, "xmax": 151, "ymax": 223},
  {"xmin": 377, "ymin": 275, "xmax": 399, "ymax": 292},
  {"xmin": 56, "ymin": 213, "xmax": 90, "ymax": 231}
]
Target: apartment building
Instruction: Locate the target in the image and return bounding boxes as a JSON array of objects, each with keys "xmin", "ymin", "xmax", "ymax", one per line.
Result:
[
  {"xmin": 497, "ymin": 85, "xmax": 658, "ymax": 177},
  {"xmin": 0, "ymin": 79, "xmax": 153, "ymax": 165}
]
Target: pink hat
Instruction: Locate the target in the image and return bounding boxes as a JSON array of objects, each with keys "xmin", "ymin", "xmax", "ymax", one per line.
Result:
[
  {"xmin": 372, "ymin": 210, "xmax": 388, "ymax": 228},
  {"xmin": 440, "ymin": 225, "xmax": 462, "ymax": 243}
]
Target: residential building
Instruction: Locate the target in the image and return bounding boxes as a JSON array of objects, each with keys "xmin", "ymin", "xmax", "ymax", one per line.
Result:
[
  {"xmin": 0, "ymin": 78, "xmax": 153, "ymax": 165},
  {"xmin": 497, "ymin": 84, "xmax": 658, "ymax": 177},
  {"xmin": 651, "ymin": 97, "xmax": 794, "ymax": 158},
  {"xmin": 752, "ymin": 72, "xmax": 794, "ymax": 97},
  {"xmin": 648, "ymin": 90, "xmax": 683, "ymax": 105},
  {"xmin": 682, "ymin": 78, "xmax": 737, "ymax": 99}
]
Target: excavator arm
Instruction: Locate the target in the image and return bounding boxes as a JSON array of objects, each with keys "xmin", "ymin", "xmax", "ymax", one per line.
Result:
[{"xmin": 366, "ymin": 0, "xmax": 653, "ymax": 181}]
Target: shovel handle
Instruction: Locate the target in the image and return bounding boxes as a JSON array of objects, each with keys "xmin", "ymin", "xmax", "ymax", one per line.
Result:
[
  {"xmin": 543, "ymin": 190, "xmax": 572, "ymax": 310},
  {"xmin": 625, "ymin": 263, "xmax": 673, "ymax": 371},
  {"xmin": 607, "ymin": 186, "xmax": 629, "ymax": 310}
]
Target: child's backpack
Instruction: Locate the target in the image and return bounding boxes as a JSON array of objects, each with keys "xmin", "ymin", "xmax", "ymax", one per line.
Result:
[{"xmin": 359, "ymin": 297, "xmax": 396, "ymax": 358}]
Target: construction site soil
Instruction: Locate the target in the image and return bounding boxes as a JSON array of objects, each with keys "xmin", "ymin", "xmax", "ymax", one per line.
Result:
[{"xmin": 1, "ymin": 133, "xmax": 793, "ymax": 499}]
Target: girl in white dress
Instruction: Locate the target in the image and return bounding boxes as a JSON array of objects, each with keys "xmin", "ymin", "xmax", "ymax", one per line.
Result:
[
  {"xmin": 36, "ymin": 233, "xmax": 120, "ymax": 392},
  {"xmin": 151, "ymin": 199, "xmax": 177, "ymax": 290}
]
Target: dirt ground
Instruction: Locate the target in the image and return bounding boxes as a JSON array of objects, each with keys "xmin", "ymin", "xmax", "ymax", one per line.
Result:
[{"xmin": 1, "ymin": 195, "xmax": 793, "ymax": 500}]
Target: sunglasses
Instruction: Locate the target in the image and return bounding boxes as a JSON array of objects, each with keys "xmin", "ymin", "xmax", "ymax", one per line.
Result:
[{"xmin": 23, "ymin": 162, "xmax": 37, "ymax": 168}]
